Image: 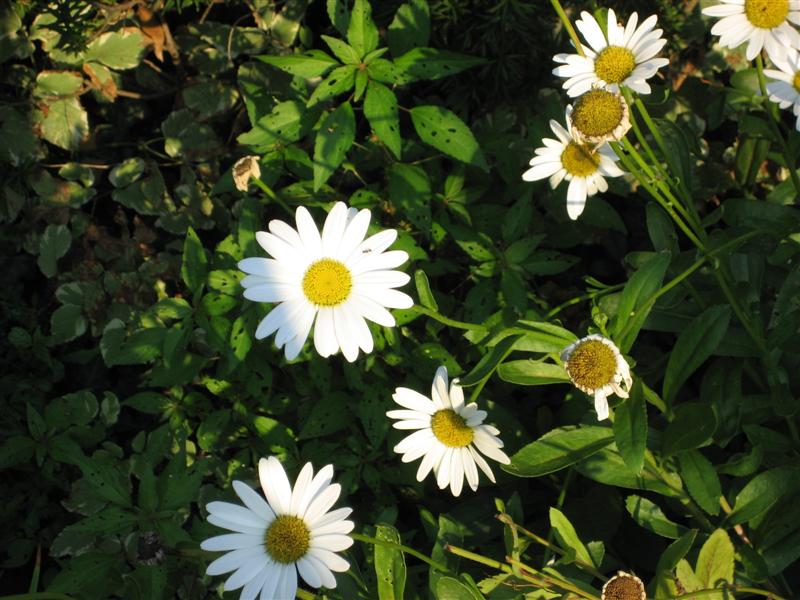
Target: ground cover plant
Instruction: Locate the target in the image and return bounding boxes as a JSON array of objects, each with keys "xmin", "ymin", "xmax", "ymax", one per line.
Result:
[{"xmin": 2, "ymin": 0, "xmax": 800, "ymax": 598}]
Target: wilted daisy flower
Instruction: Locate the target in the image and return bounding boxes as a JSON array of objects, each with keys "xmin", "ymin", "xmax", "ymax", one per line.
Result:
[
  {"xmin": 569, "ymin": 89, "xmax": 631, "ymax": 145},
  {"xmin": 522, "ymin": 111, "xmax": 624, "ymax": 219},
  {"xmin": 601, "ymin": 571, "xmax": 646, "ymax": 600},
  {"xmin": 201, "ymin": 456, "xmax": 354, "ymax": 600},
  {"xmin": 765, "ymin": 47, "xmax": 800, "ymax": 130},
  {"xmin": 702, "ymin": 0, "xmax": 800, "ymax": 63},
  {"xmin": 561, "ymin": 334, "xmax": 632, "ymax": 421},
  {"xmin": 553, "ymin": 9, "xmax": 669, "ymax": 97},
  {"xmin": 232, "ymin": 156, "xmax": 261, "ymax": 192},
  {"xmin": 386, "ymin": 366, "xmax": 510, "ymax": 496},
  {"xmin": 238, "ymin": 202, "xmax": 413, "ymax": 362}
]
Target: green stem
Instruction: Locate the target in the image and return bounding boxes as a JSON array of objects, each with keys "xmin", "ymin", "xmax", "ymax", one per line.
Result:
[
  {"xmin": 505, "ymin": 557, "xmax": 600, "ymax": 600},
  {"xmin": 713, "ymin": 269, "xmax": 767, "ymax": 356},
  {"xmin": 252, "ymin": 177, "xmax": 292, "ymax": 216},
  {"xmin": 549, "ymin": 0, "xmax": 584, "ymax": 57},
  {"xmin": 350, "ymin": 532, "xmax": 451, "ymax": 574},
  {"xmin": 0, "ymin": 595, "xmax": 77, "ymax": 600},
  {"xmin": 756, "ymin": 55, "xmax": 800, "ymax": 197},
  {"xmin": 468, "ymin": 342, "xmax": 517, "ymax": 404},
  {"xmin": 412, "ymin": 305, "xmax": 484, "ymax": 331},
  {"xmin": 542, "ymin": 469, "xmax": 574, "ymax": 567},
  {"xmin": 296, "ymin": 590, "xmax": 316, "ymax": 600},
  {"xmin": 674, "ymin": 586, "xmax": 785, "ymax": 599},
  {"xmin": 544, "ymin": 283, "xmax": 625, "ymax": 320}
]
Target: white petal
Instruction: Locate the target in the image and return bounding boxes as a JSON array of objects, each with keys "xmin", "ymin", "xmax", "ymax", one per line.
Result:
[
  {"xmin": 240, "ymin": 563, "xmax": 274, "ymax": 600},
  {"xmin": 224, "ymin": 554, "xmax": 269, "ymax": 591},
  {"xmin": 311, "ymin": 533, "xmax": 354, "ymax": 552},
  {"xmin": 337, "ymin": 208, "xmax": 372, "ymax": 261},
  {"xmin": 392, "ymin": 387, "xmax": 437, "ymax": 413},
  {"xmin": 309, "ymin": 547, "xmax": 350, "ymax": 572},
  {"xmin": 313, "ymin": 307, "xmax": 339, "ymax": 357},
  {"xmin": 594, "ymin": 391, "xmax": 610, "ymax": 420},
  {"xmin": 289, "ymin": 462, "xmax": 315, "ymax": 516},
  {"xmin": 207, "ymin": 547, "xmax": 263, "ymax": 576},
  {"xmin": 201, "ymin": 533, "xmax": 264, "ymax": 552},
  {"xmin": 233, "ymin": 481, "xmax": 276, "ymax": 522},
  {"xmin": 259, "ymin": 456, "xmax": 292, "ymax": 515},
  {"xmin": 321, "ymin": 202, "xmax": 348, "ymax": 256},
  {"xmin": 295, "ymin": 206, "xmax": 322, "ymax": 255},
  {"xmin": 297, "ymin": 556, "xmax": 322, "ymax": 588},
  {"xmin": 333, "ymin": 306, "xmax": 360, "ymax": 362},
  {"xmin": 304, "ymin": 483, "xmax": 342, "ymax": 525}
]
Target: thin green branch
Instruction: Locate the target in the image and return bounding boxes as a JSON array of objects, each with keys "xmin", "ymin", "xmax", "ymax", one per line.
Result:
[
  {"xmin": 411, "ymin": 305, "xmax": 484, "ymax": 331},
  {"xmin": 350, "ymin": 532, "xmax": 451, "ymax": 573},
  {"xmin": 674, "ymin": 586, "xmax": 785, "ymax": 599},
  {"xmin": 252, "ymin": 177, "xmax": 292, "ymax": 216},
  {"xmin": 549, "ymin": 0, "xmax": 585, "ymax": 57}
]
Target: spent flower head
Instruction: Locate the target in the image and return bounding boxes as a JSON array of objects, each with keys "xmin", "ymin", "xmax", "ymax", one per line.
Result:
[
  {"xmin": 568, "ymin": 89, "xmax": 631, "ymax": 145},
  {"xmin": 601, "ymin": 571, "xmax": 647, "ymax": 600}
]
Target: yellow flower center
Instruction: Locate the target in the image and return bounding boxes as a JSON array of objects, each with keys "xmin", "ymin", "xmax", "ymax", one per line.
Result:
[
  {"xmin": 430, "ymin": 409, "xmax": 474, "ymax": 448},
  {"xmin": 302, "ymin": 258, "xmax": 352, "ymax": 306},
  {"xmin": 594, "ymin": 46, "xmax": 637, "ymax": 84},
  {"xmin": 793, "ymin": 71, "xmax": 800, "ymax": 93},
  {"xmin": 601, "ymin": 573, "xmax": 646, "ymax": 600},
  {"xmin": 565, "ymin": 339, "xmax": 618, "ymax": 391},
  {"xmin": 745, "ymin": 0, "xmax": 789, "ymax": 29},
  {"xmin": 561, "ymin": 142, "xmax": 600, "ymax": 177},
  {"xmin": 571, "ymin": 90, "xmax": 625, "ymax": 139},
  {"xmin": 265, "ymin": 515, "xmax": 310, "ymax": 564}
]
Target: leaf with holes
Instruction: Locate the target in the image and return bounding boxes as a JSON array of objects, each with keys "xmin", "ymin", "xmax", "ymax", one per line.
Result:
[
  {"xmin": 410, "ymin": 105, "xmax": 488, "ymax": 170},
  {"xmin": 375, "ymin": 524, "xmax": 406, "ymax": 600},
  {"xmin": 364, "ymin": 81, "xmax": 401, "ymax": 158},
  {"xmin": 346, "ymin": 0, "xmax": 379, "ymax": 58},
  {"xmin": 257, "ymin": 50, "xmax": 339, "ymax": 78},
  {"xmin": 313, "ymin": 102, "xmax": 355, "ymax": 191}
]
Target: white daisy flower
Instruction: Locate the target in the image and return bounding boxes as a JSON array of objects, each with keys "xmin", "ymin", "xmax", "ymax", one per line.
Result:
[
  {"xmin": 561, "ymin": 334, "xmax": 632, "ymax": 421},
  {"xmin": 568, "ymin": 89, "xmax": 632, "ymax": 146},
  {"xmin": 765, "ymin": 47, "xmax": 800, "ymax": 130},
  {"xmin": 201, "ymin": 456, "xmax": 354, "ymax": 600},
  {"xmin": 702, "ymin": 0, "xmax": 800, "ymax": 63},
  {"xmin": 386, "ymin": 366, "xmax": 510, "ymax": 497},
  {"xmin": 238, "ymin": 202, "xmax": 413, "ymax": 362},
  {"xmin": 522, "ymin": 111, "xmax": 624, "ymax": 220},
  {"xmin": 553, "ymin": 9, "xmax": 670, "ymax": 97}
]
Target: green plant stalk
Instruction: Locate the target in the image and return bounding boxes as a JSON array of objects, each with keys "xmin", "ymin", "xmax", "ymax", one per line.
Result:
[
  {"xmin": 542, "ymin": 468, "xmax": 574, "ymax": 568},
  {"xmin": 296, "ymin": 590, "xmax": 316, "ymax": 600},
  {"xmin": 549, "ymin": 0, "xmax": 585, "ymax": 57},
  {"xmin": 468, "ymin": 342, "xmax": 517, "ymax": 404},
  {"xmin": 350, "ymin": 532, "xmax": 451, "ymax": 573},
  {"xmin": 252, "ymin": 177, "xmax": 293, "ymax": 215},
  {"xmin": 505, "ymin": 557, "xmax": 600, "ymax": 600},
  {"xmin": 412, "ymin": 304, "xmax": 484, "ymax": 331},
  {"xmin": 544, "ymin": 283, "xmax": 625, "ymax": 319},
  {"xmin": 756, "ymin": 55, "xmax": 800, "ymax": 197},
  {"xmin": 28, "ymin": 546, "xmax": 41, "ymax": 594},
  {"xmin": 0, "ymin": 595, "xmax": 77, "ymax": 600},
  {"xmin": 673, "ymin": 587, "xmax": 786, "ymax": 599}
]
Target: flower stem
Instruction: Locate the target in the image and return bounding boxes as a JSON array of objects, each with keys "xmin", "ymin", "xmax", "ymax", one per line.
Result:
[
  {"xmin": 350, "ymin": 532, "xmax": 451, "ymax": 573},
  {"xmin": 549, "ymin": 0, "xmax": 585, "ymax": 57},
  {"xmin": 755, "ymin": 55, "xmax": 800, "ymax": 197},
  {"xmin": 252, "ymin": 177, "xmax": 293, "ymax": 216},
  {"xmin": 673, "ymin": 586, "xmax": 786, "ymax": 599},
  {"xmin": 412, "ymin": 305, "xmax": 484, "ymax": 331}
]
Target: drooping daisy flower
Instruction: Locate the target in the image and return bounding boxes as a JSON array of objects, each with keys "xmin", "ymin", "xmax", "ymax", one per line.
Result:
[
  {"xmin": 238, "ymin": 202, "xmax": 413, "ymax": 362},
  {"xmin": 560, "ymin": 334, "xmax": 632, "ymax": 421},
  {"xmin": 232, "ymin": 155, "xmax": 261, "ymax": 192},
  {"xmin": 702, "ymin": 0, "xmax": 800, "ymax": 63},
  {"xmin": 522, "ymin": 111, "xmax": 624, "ymax": 219},
  {"xmin": 386, "ymin": 366, "xmax": 510, "ymax": 496},
  {"xmin": 568, "ymin": 89, "xmax": 632, "ymax": 145},
  {"xmin": 601, "ymin": 571, "xmax": 646, "ymax": 600},
  {"xmin": 201, "ymin": 457, "xmax": 354, "ymax": 600},
  {"xmin": 765, "ymin": 47, "xmax": 800, "ymax": 130},
  {"xmin": 553, "ymin": 9, "xmax": 670, "ymax": 97}
]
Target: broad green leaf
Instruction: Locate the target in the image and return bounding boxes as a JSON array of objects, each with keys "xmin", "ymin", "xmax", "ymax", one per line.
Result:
[
  {"xmin": 347, "ymin": 0, "xmax": 379, "ymax": 58},
  {"xmin": 504, "ymin": 426, "xmax": 613, "ymax": 477},
  {"xmin": 182, "ymin": 227, "xmax": 208, "ymax": 296},
  {"xmin": 269, "ymin": 0, "xmax": 307, "ymax": 46},
  {"xmin": 677, "ymin": 450, "xmax": 721, "ymax": 516},
  {"xmin": 182, "ymin": 80, "xmax": 239, "ymax": 120},
  {"xmin": 387, "ymin": 0, "xmax": 430, "ymax": 57},
  {"xmin": 613, "ymin": 380, "xmax": 647, "ymax": 473},
  {"xmin": 35, "ymin": 96, "xmax": 88, "ymax": 150},
  {"xmin": 57, "ymin": 506, "xmax": 138, "ymax": 536},
  {"xmin": 124, "ymin": 565, "xmax": 168, "ymax": 600},
  {"xmin": 654, "ymin": 118, "xmax": 693, "ymax": 194},
  {"xmin": 364, "ymin": 81, "xmax": 401, "ymax": 158},
  {"xmin": 394, "ymin": 47, "xmax": 487, "ymax": 82},
  {"xmin": 410, "ymin": 105, "xmax": 488, "ymax": 170},
  {"xmin": 197, "ymin": 410, "xmax": 231, "ymax": 451},
  {"xmin": 85, "ymin": 29, "xmax": 147, "ymax": 69},
  {"xmin": 497, "ymin": 360, "xmax": 569, "ymax": 385},
  {"xmin": 646, "ymin": 202, "xmax": 678, "ymax": 254},
  {"xmin": 575, "ymin": 445, "xmax": 679, "ymax": 496},
  {"xmin": 435, "ymin": 577, "xmax": 482, "ymax": 600},
  {"xmin": 375, "ymin": 524, "xmax": 406, "ymax": 600},
  {"xmin": 0, "ymin": 436, "xmax": 35, "ymax": 468},
  {"xmin": 387, "ymin": 163, "xmax": 432, "ymax": 231},
  {"xmin": 257, "ymin": 49, "xmax": 339, "ymax": 78},
  {"xmin": 661, "ymin": 403, "xmax": 716, "ymax": 456},
  {"xmin": 459, "ymin": 334, "xmax": 521, "ymax": 387},
  {"xmin": 229, "ymin": 314, "xmax": 252, "ymax": 362},
  {"xmin": 158, "ymin": 450, "xmax": 205, "ymax": 511},
  {"xmin": 354, "ymin": 68, "xmax": 368, "ymax": 102},
  {"xmin": 726, "ymin": 464, "xmax": 800, "ymax": 525},
  {"xmin": 298, "ymin": 392, "xmax": 353, "ymax": 439},
  {"xmin": 313, "ymin": 101, "xmax": 355, "ymax": 191},
  {"xmin": 34, "ymin": 70, "xmax": 83, "ymax": 96},
  {"xmin": 50, "ymin": 302, "xmax": 86, "ymax": 343},
  {"xmin": 626, "ymin": 495, "xmax": 687, "ymax": 539},
  {"xmin": 101, "ymin": 320, "xmax": 166, "ymax": 366},
  {"xmin": 676, "ymin": 560, "xmax": 703, "ymax": 593},
  {"xmin": 321, "ymin": 34, "xmax": 361, "ymax": 64},
  {"xmin": 47, "ymin": 553, "xmax": 117, "ymax": 597},
  {"xmin": 45, "ymin": 391, "xmax": 98, "ymax": 428},
  {"xmin": 327, "ymin": 0, "xmax": 350, "ymax": 35},
  {"xmin": 663, "ymin": 305, "xmax": 731, "ymax": 404},
  {"xmin": 27, "ymin": 403, "xmax": 47, "ymax": 439},
  {"xmin": 307, "ymin": 64, "xmax": 357, "ymax": 107},
  {"xmin": 38, "ymin": 223, "xmax": 71, "ymax": 277},
  {"xmin": 512, "ymin": 321, "xmax": 577, "ymax": 353},
  {"xmin": 549, "ymin": 507, "xmax": 594, "ymax": 566},
  {"xmin": 109, "ymin": 157, "xmax": 146, "ymax": 188},
  {"xmin": 613, "ymin": 251, "xmax": 671, "ymax": 353},
  {"xmin": 414, "ymin": 269, "xmax": 438, "ymax": 311},
  {"xmin": 162, "ymin": 108, "xmax": 221, "ymax": 160},
  {"xmin": 696, "ymin": 529, "xmax": 734, "ymax": 592},
  {"xmin": 75, "ymin": 454, "xmax": 132, "ymax": 506},
  {"xmin": 657, "ymin": 529, "xmax": 698, "ymax": 572}
]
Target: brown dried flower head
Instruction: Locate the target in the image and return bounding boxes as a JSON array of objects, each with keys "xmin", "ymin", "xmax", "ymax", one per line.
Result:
[{"xmin": 601, "ymin": 571, "xmax": 646, "ymax": 600}]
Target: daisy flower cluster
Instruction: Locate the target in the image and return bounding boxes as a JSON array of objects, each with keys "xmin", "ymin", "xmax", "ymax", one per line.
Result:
[
  {"xmin": 703, "ymin": 0, "xmax": 800, "ymax": 131},
  {"xmin": 523, "ymin": 8, "xmax": 670, "ymax": 219}
]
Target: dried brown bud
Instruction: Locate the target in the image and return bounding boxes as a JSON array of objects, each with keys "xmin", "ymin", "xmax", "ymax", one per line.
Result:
[{"xmin": 601, "ymin": 571, "xmax": 646, "ymax": 600}]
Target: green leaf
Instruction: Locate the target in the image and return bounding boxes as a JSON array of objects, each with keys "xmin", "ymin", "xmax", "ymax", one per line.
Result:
[
  {"xmin": 613, "ymin": 251, "xmax": 671, "ymax": 353},
  {"xmin": 182, "ymin": 80, "xmax": 239, "ymax": 120},
  {"xmin": 307, "ymin": 64, "xmax": 357, "ymax": 107},
  {"xmin": 375, "ymin": 524, "xmax": 406, "ymax": 600},
  {"xmin": 257, "ymin": 49, "xmax": 339, "ymax": 78},
  {"xmin": 613, "ymin": 380, "xmax": 647, "ymax": 473},
  {"xmin": 726, "ymin": 464, "xmax": 800, "ymax": 525},
  {"xmin": 327, "ymin": 0, "xmax": 350, "ymax": 35},
  {"xmin": 387, "ymin": 0, "xmax": 430, "ymax": 57},
  {"xmin": 0, "ymin": 436, "xmax": 35, "ymax": 468},
  {"xmin": 414, "ymin": 269, "xmax": 438, "ymax": 310},
  {"xmin": 34, "ymin": 70, "xmax": 83, "ymax": 96},
  {"xmin": 229, "ymin": 314, "xmax": 252, "ymax": 362},
  {"xmin": 182, "ymin": 227, "xmax": 208, "ymax": 296},
  {"xmin": 75, "ymin": 454, "xmax": 133, "ymax": 506},
  {"xmin": 57, "ymin": 506, "xmax": 138, "ymax": 536},
  {"xmin": 27, "ymin": 403, "xmax": 47, "ymax": 439},
  {"xmin": 626, "ymin": 495, "xmax": 687, "ymax": 539},
  {"xmin": 663, "ymin": 305, "xmax": 731, "ymax": 404},
  {"xmin": 298, "ymin": 392, "xmax": 353, "ymax": 439},
  {"xmin": 575, "ymin": 445, "xmax": 680, "ymax": 497},
  {"xmin": 696, "ymin": 529, "xmax": 734, "ymax": 590},
  {"xmin": 661, "ymin": 403, "xmax": 717, "ymax": 456},
  {"xmin": 197, "ymin": 410, "xmax": 231, "ymax": 451},
  {"xmin": 387, "ymin": 163, "xmax": 432, "ymax": 231},
  {"xmin": 47, "ymin": 553, "xmax": 117, "ymax": 597},
  {"xmin": 459, "ymin": 334, "xmax": 521, "ymax": 387},
  {"xmin": 50, "ymin": 303, "xmax": 86, "ymax": 343},
  {"xmin": 394, "ymin": 47, "xmax": 487, "ymax": 82},
  {"xmin": 100, "ymin": 320, "xmax": 166, "ymax": 366},
  {"xmin": 313, "ymin": 101, "xmax": 355, "ymax": 191},
  {"xmin": 354, "ymin": 68, "xmax": 368, "ymax": 102},
  {"xmin": 321, "ymin": 34, "xmax": 361, "ymax": 64},
  {"xmin": 677, "ymin": 450, "xmax": 721, "ymax": 516},
  {"xmin": 45, "ymin": 391, "xmax": 98, "ymax": 428},
  {"xmin": 35, "ymin": 95, "xmax": 88, "ymax": 151},
  {"xmin": 364, "ymin": 81, "xmax": 401, "ymax": 158},
  {"xmin": 435, "ymin": 577, "xmax": 482, "ymax": 600},
  {"xmin": 549, "ymin": 508, "xmax": 594, "ymax": 566},
  {"xmin": 512, "ymin": 321, "xmax": 577, "ymax": 353},
  {"xmin": 347, "ymin": 0, "xmax": 379, "ymax": 58},
  {"xmin": 85, "ymin": 29, "xmax": 147, "ymax": 69},
  {"xmin": 410, "ymin": 105, "xmax": 488, "ymax": 170},
  {"xmin": 657, "ymin": 529, "xmax": 698, "ymax": 573},
  {"xmin": 109, "ymin": 157, "xmax": 146, "ymax": 188},
  {"xmin": 504, "ymin": 426, "xmax": 613, "ymax": 478},
  {"xmin": 38, "ymin": 224, "xmax": 71, "ymax": 277},
  {"xmin": 124, "ymin": 565, "xmax": 168, "ymax": 600},
  {"xmin": 497, "ymin": 360, "xmax": 569, "ymax": 385}
]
